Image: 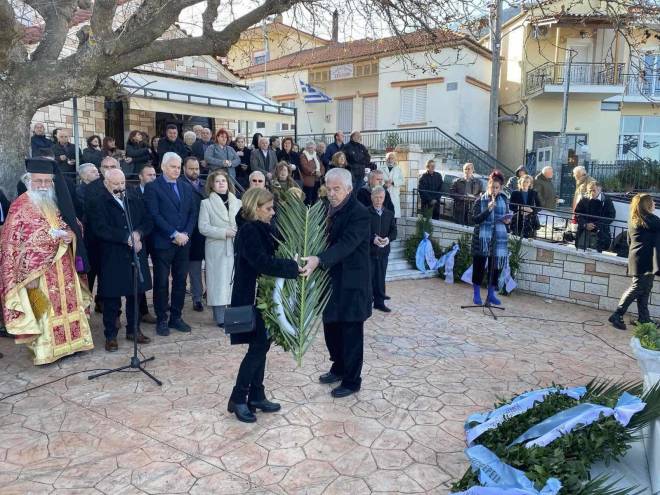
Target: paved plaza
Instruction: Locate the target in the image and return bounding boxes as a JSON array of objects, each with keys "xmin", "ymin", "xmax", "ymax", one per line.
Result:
[{"xmin": 0, "ymin": 279, "xmax": 641, "ymax": 494}]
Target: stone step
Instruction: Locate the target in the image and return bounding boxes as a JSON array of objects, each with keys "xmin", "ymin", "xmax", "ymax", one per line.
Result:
[
  {"xmin": 387, "ymin": 259, "xmax": 413, "ymax": 271},
  {"xmin": 386, "ymin": 268, "xmax": 438, "ymax": 282}
]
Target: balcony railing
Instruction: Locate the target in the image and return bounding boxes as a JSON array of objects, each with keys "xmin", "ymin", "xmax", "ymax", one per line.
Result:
[
  {"xmin": 526, "ymin": 62, "xmax": 625, "ymax": 95},
  {"xmin": 623, "ymin": 73, "xmax": 660, "ymax": 98}
]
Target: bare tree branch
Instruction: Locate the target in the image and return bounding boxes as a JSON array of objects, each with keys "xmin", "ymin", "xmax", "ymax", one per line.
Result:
[
  {"xmin": 90, "ymin": 0, "xmax": 118, "ymax": 47},
  {"xmin": 26, "ymin": 0, "xmax": 79, "ymax": 62}
]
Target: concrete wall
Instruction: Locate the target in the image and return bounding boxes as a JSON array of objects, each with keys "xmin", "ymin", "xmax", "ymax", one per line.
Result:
[{"xmin": 398, "ymin": 217, "xmax": 660, "ymax": 318}]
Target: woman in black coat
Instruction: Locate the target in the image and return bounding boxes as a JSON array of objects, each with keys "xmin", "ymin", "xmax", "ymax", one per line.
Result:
[
  {"xmin": 509, "ymin": 175, "xmax": 540, "ymax": 239},
  {"xmin": 228, "ymin": 188, "xmax": 300, "ymax": 423},
  {"xmin": 82, "ymin": 135, "xmax": 104, "ymax": 167},
  {"xmin": 125, "ymin": 130, "xmax": 153, "ymax": 173},
  {"xmin": 277, "ymin": 137, "xmax": 301, "ymax": 181},
  {"xmin": 609, "ymin": 193, "xmax": 659, "ymax": 330}
]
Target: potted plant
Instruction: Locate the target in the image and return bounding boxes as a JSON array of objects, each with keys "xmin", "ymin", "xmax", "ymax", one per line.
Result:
[{"xmin": 383, "ymin": 132, "xmax": 401, "ymax": 152}]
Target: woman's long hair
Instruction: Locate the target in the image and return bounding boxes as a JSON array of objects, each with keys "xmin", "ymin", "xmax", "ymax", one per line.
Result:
[
  {"xmin": 241, "ymin": 188, "xmax": 274, "ymax": 221},
  {"xmin": 630, "ymin": 193, "xmax": 654, "ymax": 229}
]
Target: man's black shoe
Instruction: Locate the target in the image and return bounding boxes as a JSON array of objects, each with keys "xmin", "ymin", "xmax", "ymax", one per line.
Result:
[
  {"xmin": 384, "ymin": 295, "xmax": 391, "ymax": 300},
  {"xmin": 248, "ymin": 399, "xmax": 281, "ymax": 413},
  {"xmin": 319, "ymin": 372, "xmax": 343, "ymax": 384},
  {"xmin": 227, "ymin": 400, "xmax": 256, "ymax": 423},
  {"xmin": 169, "ymin": 319, "xmax": 191, "ymax": 333},
  {"xmin": 193, "ymin": 301, "xmax": 204, "ymax": 312},
  {"xmin": 608, "ymin": 313, "xmax": 627, "ymax": 331},
  {"xmin": 156, "ymin": 321, "xmax": 170, "ymax": 336},
  {"xmin": 331, "ymin": 386, "xmax": 359, "ymax": 398},
  {"xmin": 374, "ymin": 304, "xmax": 392, "ymax": 313}
]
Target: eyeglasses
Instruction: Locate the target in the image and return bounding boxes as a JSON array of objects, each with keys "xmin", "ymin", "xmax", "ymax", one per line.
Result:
[
  {"xmin": 251, "ymin": 179, "xmax": 265, "ymax": 183},
  {"xmin": 31, "ymin": 179, "xmax": 54, "ymax": 186}
]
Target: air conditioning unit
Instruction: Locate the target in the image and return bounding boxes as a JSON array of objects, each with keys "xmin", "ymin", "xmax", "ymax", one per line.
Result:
[{"xmin": 531, "ymin": 25, "xmax": 549, "ymax": 39}]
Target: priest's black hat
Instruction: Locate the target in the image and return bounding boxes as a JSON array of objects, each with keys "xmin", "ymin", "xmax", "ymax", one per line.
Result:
[{"xmin": 25, "ymin": 158, "xmax": 56, "ymax": 174}]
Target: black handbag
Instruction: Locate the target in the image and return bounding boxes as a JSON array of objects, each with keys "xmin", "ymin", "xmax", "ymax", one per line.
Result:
[{"xmin": 224, "ymin": 305, "xmax": 256, "ymax": 335}]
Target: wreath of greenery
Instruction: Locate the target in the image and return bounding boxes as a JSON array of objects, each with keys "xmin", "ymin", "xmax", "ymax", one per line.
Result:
[
  {"xmin": 634, "ymin": 322, "xmax": 660, "ymax": 351},
  {"xmin": 452, "ymin": 378, "xmax": 660, "ymax": 495}
]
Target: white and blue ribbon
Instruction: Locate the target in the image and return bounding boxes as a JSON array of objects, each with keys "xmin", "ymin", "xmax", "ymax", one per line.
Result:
[
  {"xmin": 440, "ymin": 244, "xmax": 460, "ymax": 283},
  {"xmin": 511, "ymin": 392, "xmax": 645, "ymax": 448},
  {"xmin": 416, "ymin": 232, "xmax": 439, "ymax": 273},
  {"xmin": 451, "ymin": 445, "xmax": 562, "ymax": 495},
  {"xmin": 465, "ymin": 387, "xmax": 586, "ymax": 446},
  {"xmin": 499, "ymin": 257, "xmax": 517, "ymax": 293}
]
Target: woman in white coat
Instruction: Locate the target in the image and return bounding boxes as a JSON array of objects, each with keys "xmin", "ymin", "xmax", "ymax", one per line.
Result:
[
  {"xmin": 198, "ymin": 170, "xmax": 242, "ymax": 326},
  {"xmin": 378, "ymin": 152, "xmax": 405, "ymax": 218}
]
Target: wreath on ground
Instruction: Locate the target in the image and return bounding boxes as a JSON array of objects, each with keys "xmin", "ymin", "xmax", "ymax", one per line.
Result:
[{"xmin": 451, "ymin": 378, "xmax": 660, "ymax": 495}]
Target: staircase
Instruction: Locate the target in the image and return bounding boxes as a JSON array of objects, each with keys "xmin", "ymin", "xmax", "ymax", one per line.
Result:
[{"xmin": 385, "ymin": 240, "xmax": 439, "ymax": 282}]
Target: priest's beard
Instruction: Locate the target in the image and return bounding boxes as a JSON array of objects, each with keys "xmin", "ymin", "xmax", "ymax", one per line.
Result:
[{"xmin": 28, "ymin": 188, "xmax": 59, "ymax": 217}]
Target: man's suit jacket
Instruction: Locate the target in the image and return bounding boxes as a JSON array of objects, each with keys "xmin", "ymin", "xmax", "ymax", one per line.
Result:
[
  {"xmin": 143, "ymin": 175, "xmax": 197, "ymax": 250},
  {"xmin": 183, "ymin": 178, "xmax": 206, "ymax": 261},
  {"xmin": 249, "ymin": 148, "xmax": 277, "ymax": 174},
  {"xmin": 128, "ymin": 184, "xmax": 155, "ymax": 254},
  {"xmin": 86, "ymin": 188, "xmax": 153, "ymax": 297},
  {"xmin": 368, "ymin": 207, "xmax": 397, "ymax": 258}
]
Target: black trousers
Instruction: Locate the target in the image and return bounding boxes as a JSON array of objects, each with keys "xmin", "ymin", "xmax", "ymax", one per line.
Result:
[
  {"xmin": 230, "ymin": 327, "xmax": 270, "ymax": 404},
  {"xmin": 153, "ymin": 244, "xmax": 190, "ymax": 322},
  {"xmin": 615, "ymin": 273, "xmax": 655, "ymax": 322},
  {"xmin": 371, "ymin": 255, "xmax": 388, "ymax": 306},
  {"xmin": 303, "ymin": 184, "xmax": 319, "ymax": 205},
  {"xmin": 102, "ymin": 295, "xmax": 139, "ymax": 340},
  {"xmin": 139, "ymin": 293, "xmax": 149, "ymax": 316},
  {"xmin": 472, "ymin": 255, "xmax": 501, "ymax": 286},
  {"xmin": 323, "ymin": 321, "xmax": 364, "ymax": 390}
]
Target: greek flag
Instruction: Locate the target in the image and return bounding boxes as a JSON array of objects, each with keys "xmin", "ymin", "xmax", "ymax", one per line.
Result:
[{"xmin": 299, "ymin": 80, "xmax": 332, "ymax": 103}]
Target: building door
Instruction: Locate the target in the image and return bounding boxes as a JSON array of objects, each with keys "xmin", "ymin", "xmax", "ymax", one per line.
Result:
[
  {"xmin": 536, "ymin": 146, "xmax": 552, "ymax": 172},
  {"xmin": 104, "ymin": 99, "xmax": 125, "ymax": 149},
  {"xmin": 565, "ymin": 39, "xmax": 592, "ymax": 84},
  {"xmin": 337, "ymin": 98, "xmax": 353, "ymax": 134}
]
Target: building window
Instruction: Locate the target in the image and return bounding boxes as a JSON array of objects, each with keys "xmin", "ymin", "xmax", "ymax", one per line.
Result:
[
  {"xmin": 256, "ymin": 121, "xmax": 265, "ymax": 129},
  {"xmin": 362, "ymin": 96, "xmax": 378, "ymax": 130},
  {"xmin": 619, "ymin": 115, "xmax": 660, "ymax": 161},
  {"xmin": 640, "ymin": 54, "xmax": 660, "ymax": 97},
  {"xmin": 447, "ymin": 82, "xmax": 458, "ymax": 91},
  {"xmin": 309, "ymin": 69, "xmax": 330, "ymax": 83},
  {"xmin": 354, "ymin": 61, "xmax": 379, "ymax": 78},
  {"xmin": 399, "ymin": 86, "xmax": 427, "ymax": 124}
]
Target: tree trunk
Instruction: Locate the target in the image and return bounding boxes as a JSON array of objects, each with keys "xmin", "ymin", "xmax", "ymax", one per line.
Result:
[{"xmin": 0, "ymin": 88, "xmax": 35, "ymax": 199}]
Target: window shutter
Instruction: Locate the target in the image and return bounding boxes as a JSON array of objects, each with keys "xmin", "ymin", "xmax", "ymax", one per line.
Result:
[
  {"xmin": 414, "ymin": 86, "xmax": 427, "ymax": 123},
  {"xmin": 362, "ymin": 96, "xmax": 378, "ymax": 130},
  {"xmin": 400, "ymin": 88, "xmax": 415, "ymax": 124}
]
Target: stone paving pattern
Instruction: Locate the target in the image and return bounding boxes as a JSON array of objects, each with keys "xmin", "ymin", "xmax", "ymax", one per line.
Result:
[{"xmin": 0, "ymin": 279, "xmax": 641, "ymax": 494}]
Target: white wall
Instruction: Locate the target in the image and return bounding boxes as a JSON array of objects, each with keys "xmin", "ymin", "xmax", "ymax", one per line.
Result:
[{"xmin": 377, "ymin": 49, "xmax": 492, "ymax": 148}]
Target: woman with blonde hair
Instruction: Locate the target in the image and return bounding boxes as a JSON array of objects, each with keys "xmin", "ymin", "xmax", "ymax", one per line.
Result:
[
  {"xmin": 609, "ymin": 193, "xmax": 659, "ymax": 330},
  {"xmin": 330, "ymin": 151, "xmax": 347, "ymax": 169},
  {"xmin": 270, "ymin": 161, "xmax": 300, "ymax": 204},
  {"xmin": 198, "ymin": 170, "xmax": 242, "ymax": 327},
  {"xmin": 227, "ymin": 188, "xmax": 302, "ymax": 422},
  {"xmin": 378, "ymin": 152, "xmax": 404, "ymax": 218}
]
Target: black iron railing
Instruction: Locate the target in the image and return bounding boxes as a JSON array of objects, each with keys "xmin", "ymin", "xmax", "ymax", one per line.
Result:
[
  {"xmin": 406, "ymin": 188, "xmax": 628, "ymax": 254},
  {"xmin": 296, "ymin": 127, "xmax": 515, "ymax": 177},
  {"xmin": 624, "ymin": 73, "xmax": 660, "ymax": 97},
  {"xmin": 526, "ymin": 62, "xmax": 625, "ymax": 95}
]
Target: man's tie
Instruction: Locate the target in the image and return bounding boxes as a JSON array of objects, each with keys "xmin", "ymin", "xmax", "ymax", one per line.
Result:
[{"xmin": 169, "ymin": 182, "xmax": 180, "ymax": 201}]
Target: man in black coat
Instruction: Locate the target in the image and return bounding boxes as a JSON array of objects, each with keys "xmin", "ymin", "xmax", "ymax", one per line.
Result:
[
  {"xmin": 52, "ymin": 128, "xmax": 80, "ymax": 174},
  {"xmin": 301, "ymin": 168, "xmax": 372, "ymax": 398},
  {"xmin": 144, "ymin": 152, "xmax": 198, "ymax": 336},
  {"xmin": 128, "ymin": 165, "xmax": 158, "ymax": 324},
  {"xmin": 157, "ymin": 124, "xmax": 190, "ymax": 166},
  {"xmin": 357, "ymin": 169, "xmax": 395, "ymax": 213},
  {"xmin": 87, "ymin": 169, "xmax": 153, "ymax": 352},
  {"xmin": 369, "ymin": 186, "xmax": 397, "ymax": 313},
  {"xmin": 575, "ymin": 181, "xmax": 616, "ymax": 252},
  {"xmin": 191, "ymin": 127, "xmax": 213, "ymax": 172},
  {"xmin": 418, "ymin": 159, "xmax": 444, "ymax": 219},
  {"xmin": 342, "ymin": 131, "xmax": 371, "ymax": 190},
  {"xmin": 182, "ymin": 156, "xmax": 206, "ymax": 312},
  {"xmin": 323, "ymin": 131, "xmax": 344, "ymax": 167}
]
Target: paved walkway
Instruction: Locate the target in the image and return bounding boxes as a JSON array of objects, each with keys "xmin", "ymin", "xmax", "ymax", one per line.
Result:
[{"xmin": 0, "ymin": 279, "xmax": 641, "ymax": 494}]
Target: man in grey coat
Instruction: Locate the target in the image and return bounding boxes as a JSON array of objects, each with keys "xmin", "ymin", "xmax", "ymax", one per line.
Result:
[
  {"xmin": 249, "ymin": 137, "xmax": 278, "ymax": 178},
  {"xmin": 534, "ymin": 166, "xmax": 557, "ymax": 210}
]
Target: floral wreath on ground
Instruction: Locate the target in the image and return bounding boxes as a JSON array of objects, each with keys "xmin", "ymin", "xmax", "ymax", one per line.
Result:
[{"xmin": 451, "ymin": 377, "xmax": 660, "ymax": 495}]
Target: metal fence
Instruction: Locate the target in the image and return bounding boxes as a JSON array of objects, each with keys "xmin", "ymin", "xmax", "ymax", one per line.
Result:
[
  {"xmin": 525, "ymin": 62, "xmax": 625, "ymax": 95},
  {"xmin": 405, "ymin": 188, "xmax": 628, "ymax": 255}
]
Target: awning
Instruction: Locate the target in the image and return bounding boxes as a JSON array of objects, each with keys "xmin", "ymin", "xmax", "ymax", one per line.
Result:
[{"xmin": 117, "ymin": 72, "xmax": 295, "ymax": 124}]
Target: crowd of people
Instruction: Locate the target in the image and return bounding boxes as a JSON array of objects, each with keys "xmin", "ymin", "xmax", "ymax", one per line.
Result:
[{"xmin": 0, "ymin": 123, "xmax": 406, "ymax": 423}]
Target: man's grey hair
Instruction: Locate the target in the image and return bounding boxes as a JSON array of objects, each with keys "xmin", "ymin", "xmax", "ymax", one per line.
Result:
[
  {"xmin": 101, "ymin": 156, "xmax": 119, "ymax": 168},
  {"xmin": 371, "ymin": 185, "xmax": 386, "ymax": 196},
  {"xmin": 249, "ymin": 170, "xmax": 265, "ymax": 181},
  {"xmin": 78, "ymin": 163, "xmax": 96, "ymax": 176},
  {"xmin": 305, "ymin": 141, "xmax": 316, "ymax": 150},
  {"xmin": 325, "ymin": 168, "xmax": 352, "ymax": 190},
  {"xmin": 162, "ymin": 152, "xmax": 182, "ymax": 167},
  {"xmin": 368, "ymin": 169, "xmax": 384, "ymax": 182},
  {"xmin": 542, "ymin": 166, "xmax": 553, "ymax": 175},
  {"xmin": 258, "ymin": 137, "xmax": 269, "ymax": 146},
  {"xmin": 573, "ymin": 165, "xmax": 586, "ymax": 176}
]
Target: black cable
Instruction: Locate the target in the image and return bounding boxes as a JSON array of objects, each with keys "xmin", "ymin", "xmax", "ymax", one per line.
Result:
[
  {"xmin": 0, "ymin": 368, "xmax": 139, "ymax": 402},
  {"xmin": 495, "ymin": 313, "xmax": 635, "ymax": 360}
]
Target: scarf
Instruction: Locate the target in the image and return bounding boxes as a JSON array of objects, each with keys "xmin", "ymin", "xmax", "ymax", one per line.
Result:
[
  {"xmin": 478, "ymin": 192, "xmax": 509, "ymax": 269},
  {"xmin": 303, "ymin": 150, "xmax": 320, "ymax": 173},
  {"xmin": 328, "ymin": 194, "xmax": 351, "ymax": 218}
]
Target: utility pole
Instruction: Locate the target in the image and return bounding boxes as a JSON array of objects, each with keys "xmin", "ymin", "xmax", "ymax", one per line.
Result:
[
  {"xmin": 487, "ymin": 0, "xmax": 503, "ymax": 159},
  {"xmin": 559, "ymin": 49, "xmax": 574, "ymax": 139}
]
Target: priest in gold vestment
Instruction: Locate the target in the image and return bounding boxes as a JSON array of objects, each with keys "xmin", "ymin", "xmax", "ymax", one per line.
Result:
[{"xmin": 0, "ymin": 159, "xmax": 93, "ymax": 364}]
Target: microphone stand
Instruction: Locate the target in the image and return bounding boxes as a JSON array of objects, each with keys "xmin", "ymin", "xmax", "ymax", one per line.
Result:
[
  {"xmin": 461, "ymin": 194, "xmax": 506, "ymax": 320},
  {"xmin": 89, "ymin": 191, "xmax": 162, "ymax": 385}
]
